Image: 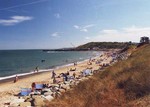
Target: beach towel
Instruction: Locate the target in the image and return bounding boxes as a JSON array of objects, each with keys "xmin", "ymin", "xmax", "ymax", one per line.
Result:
[
  {"xmin": 21, "ymin": 88, "xmax": 31, "ymax": 96},
  {"xmin": 35, "ymin": 84, "xmax": 43, "ymax": 90}
]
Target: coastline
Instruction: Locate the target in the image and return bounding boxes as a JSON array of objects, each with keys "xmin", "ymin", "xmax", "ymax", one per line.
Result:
[
  {"xmin": 0, "ymin": 50, "xmax": 96, "ymax": 78},
  {"xmin": 0, "ymin": 56, "xmax": 94, "ymax": 83},
  {"xmin": 0, "ymin": 71, "xmax": 51, "ymax": 85},
  {"xmin": 0, "ymin": 51, "xmax": 112, "ymax": 106}
]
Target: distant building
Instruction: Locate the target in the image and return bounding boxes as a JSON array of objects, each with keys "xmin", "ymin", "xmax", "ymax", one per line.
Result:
[{"xmin": 140, "ymin": 36, "xmax": 150, "ymax": 44}]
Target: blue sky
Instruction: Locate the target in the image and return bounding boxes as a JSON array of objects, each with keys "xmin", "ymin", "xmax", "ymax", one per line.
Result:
[{"xmin": 0, "ymin": 0, "xmax": 150, "ymax": 49}]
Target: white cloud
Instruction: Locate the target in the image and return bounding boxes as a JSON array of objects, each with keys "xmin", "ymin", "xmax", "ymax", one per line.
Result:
[
  {"xmin": 54, "ymin": 13, "xmax": 60, "ymax": 19},
  {"xmin": 80, "ymin": 28, "xmax": 88, "ymax": 32},
  {"xmin": 101, "ymin": 29, "xmax": 118, "ymax": 34},
  {"xmin": 51, "ymin": 32, "xmax": 61, "ymax": 37},
  {"xmin": 74, "ymin": 25, "xmax": 80, "ymax": 29},
  {"xmin": 73, "ymin": 24, "xmax": 95, "ymax": 32},
  {"xmin": 85, "ymin": 36, "xmax": 90, "ymax": 40},
  {"xmin": 0, "ymin": 16, "xmax": 33, "ymax": 26},
  {"xmin": 83, "ymin": 24, "xmax": 95, "ymax": 29},
  {"xmin": 90, "ymin": 26, "xmax": 150, "ymax": 42}
]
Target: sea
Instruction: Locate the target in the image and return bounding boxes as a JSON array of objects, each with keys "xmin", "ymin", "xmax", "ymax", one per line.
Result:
[{"xmin": 0, "ymin": 50, "xmax": 100, "ymax": 80}]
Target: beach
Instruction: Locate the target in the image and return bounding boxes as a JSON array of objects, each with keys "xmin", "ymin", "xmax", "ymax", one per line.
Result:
[{"xmin": 0, "ymin": 51, "xmax": 115, "ymax": 106}]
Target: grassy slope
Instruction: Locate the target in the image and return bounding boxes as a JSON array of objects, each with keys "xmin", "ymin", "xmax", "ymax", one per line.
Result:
[
  {"xmin": 47, "ymin": 44, "xmax": 150, "ymax": 107},
  {"xmin": 76, "ymin": 42, "xmax": 128, "ymax": 49}
]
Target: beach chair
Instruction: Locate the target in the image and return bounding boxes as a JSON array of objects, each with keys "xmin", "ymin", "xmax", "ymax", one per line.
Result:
[{"xmin": 20, "ymin": 88, "xmax": 31, "ymax": 96}]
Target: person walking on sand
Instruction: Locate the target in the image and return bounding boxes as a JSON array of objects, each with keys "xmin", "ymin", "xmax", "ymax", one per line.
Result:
[
  {"xmin": 51, "ymin": 70, "xmax": 56, "ymax": 79},
  {"xmin": 74, "ymin": 62, "xmax": 77, "ymax": 66},
  {"xmin": 14, "ymin": 75, "xmax": 18, "ymax": 83}
]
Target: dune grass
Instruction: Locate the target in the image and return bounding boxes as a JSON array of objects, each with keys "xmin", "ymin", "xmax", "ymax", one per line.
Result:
[{"xmin": 47, "ymin": 44, "xmax": 150, "ymax": 107}]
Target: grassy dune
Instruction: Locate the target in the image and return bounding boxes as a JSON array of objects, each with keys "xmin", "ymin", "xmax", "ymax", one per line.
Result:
[{"xmin": 47, "ymin": 44, "xmax": 150, "ymax": 107}]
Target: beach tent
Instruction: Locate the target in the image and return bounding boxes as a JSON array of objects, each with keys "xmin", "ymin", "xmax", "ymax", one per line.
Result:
[{"xmin": 83, "ymin": 69, "xmax": 92, "ymax": 76}]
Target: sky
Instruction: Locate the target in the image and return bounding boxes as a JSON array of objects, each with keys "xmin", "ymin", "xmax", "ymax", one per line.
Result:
[{"xmin": 0, "ymin": 0, "xmax": 150, "ymax": 49}]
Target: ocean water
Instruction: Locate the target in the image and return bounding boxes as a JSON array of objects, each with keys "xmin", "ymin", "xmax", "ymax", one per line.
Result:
[{"xmin": 0, "ymin": 50, "xmax": 100, "ymax": 79}]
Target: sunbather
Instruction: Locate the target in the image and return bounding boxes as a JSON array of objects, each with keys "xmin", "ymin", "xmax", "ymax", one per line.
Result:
[{"xmin": 70, "ymin": 68, "xmax": 76, "ymax": 71}]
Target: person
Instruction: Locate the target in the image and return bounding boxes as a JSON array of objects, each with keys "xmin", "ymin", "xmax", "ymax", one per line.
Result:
[
  {"xmin": 53, "ymin": 76, "xmax": 56, "ymax": 83},
  {"xmin": 70, "ymin": 67, "xmax": 76, "ymax": 71},
  {"xmin": 64, "ymin": 74, "xmax": 68, "ymax": 81},
  {"xmin": 73, "ymin": 72, "xmax": 76, "ymax": 78},
  {"xmin": 74, "ymin": 62, "xmax": 77, "ymax": 66},
  {"xmin": 51, "ymin": 70, "xmax": 56, "ymax": 79},
  {"xmin": 87, "ymin": 61, "xmax": 92, "ymax": 65},
  {"xmin": 61, "ymin": 73, "xmax": 68, "ymax": 82},
  {"xmin": 35, "ymin": 66, "xmax": 39, "ymax": 72},
  {"xmin": 74, "ymin": 62, "xmax": 75, "ymax": 66},
  {"xmin": 66, "ymin": 71, "xmax": 70, "ymax": 76},
  {"xmin": 31, "ymin": 82, "xmax": 36, "ymax": 92},
  {"xmin": 14, "ymin": 75, "xmax": 18, "ymax": 83}
]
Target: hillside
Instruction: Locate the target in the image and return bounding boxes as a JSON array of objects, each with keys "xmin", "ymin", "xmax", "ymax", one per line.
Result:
[
  {"xmin": 76, "ymin": 42, "xmax": 134, "ymax": 50},
  {"xmin": 43, "ymin": 42, "xmax": 135, "ymax": 51},
  {"xmin": 47, "ymin": 44, "xmax": 150, "ymax": 107}
]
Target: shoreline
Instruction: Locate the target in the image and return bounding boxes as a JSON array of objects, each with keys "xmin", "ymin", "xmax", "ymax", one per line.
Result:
[
  {"xmin": 0, "ymin": 54, "xmax": 101, "ymax": 86},
  {"xmin": 0, "ymin": 71, "xmax": 52, "ymax": 85},
  {"xmin": 0, "ymin": 56, "xmax": 93, "ymax": 83},
  {"xmin": 0, "ymin": 51, "xmax": 114, "ymax": 106},
  {"xmin": 0, "ymin": 50, "xmax": 97, "ymax": 80}
]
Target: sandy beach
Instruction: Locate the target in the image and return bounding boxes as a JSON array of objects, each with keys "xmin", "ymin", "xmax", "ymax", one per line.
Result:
[{"xmin": 0, "ymin": 51, "xmax": 115, "ymax": 106}]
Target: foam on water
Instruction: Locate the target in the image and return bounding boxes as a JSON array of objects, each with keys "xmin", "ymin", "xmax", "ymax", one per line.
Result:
[
  {"xmin": 0, "ymin": 50, "xmax": 102, "ymax": 81},
  {"xmin": 0, "ymin": 69, "xmax": 54, "ymax": 80},
  {"xmin": 0, "ymin": 58, "xmax": 91, "ymax": 81}
]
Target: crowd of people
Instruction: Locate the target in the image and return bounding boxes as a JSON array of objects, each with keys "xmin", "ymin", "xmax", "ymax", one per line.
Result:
[{"xmin": 4, "ymin": 50, "xmax": 132, "ymax": 106}]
